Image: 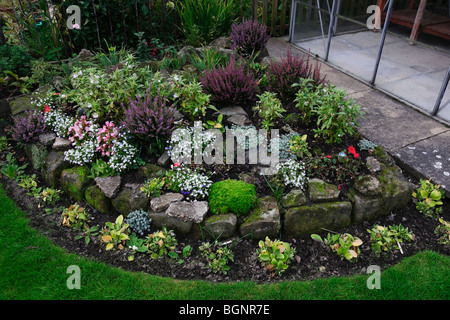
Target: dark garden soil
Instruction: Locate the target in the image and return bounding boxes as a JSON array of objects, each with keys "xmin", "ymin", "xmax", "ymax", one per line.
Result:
[{"xmin": 1, "ymin": 151, "xmax": 449, "ymax": 284}]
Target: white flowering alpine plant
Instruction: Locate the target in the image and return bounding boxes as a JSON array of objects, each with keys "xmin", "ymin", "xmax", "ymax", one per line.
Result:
[
  {"xmin": 64, "ymin": 139, "xmax": 97, "ymax": 165},
  {"xmin": 108, "ymin": 138, "xmax": 139, "ymax": 173},
  {"xmin": 276, "ymin": 159, "xmax": 308, "ymax": 189},
  {"xmin": 169, "ymin": 164, "xmax": 213, "ymax": 201},
  {"xmin": 44, "ymin": 109, "xmax": 75, "ymax": 138}
]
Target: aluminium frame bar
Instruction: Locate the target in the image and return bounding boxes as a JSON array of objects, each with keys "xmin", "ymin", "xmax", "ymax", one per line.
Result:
[{"xmin": 432, "ymin": 66, "xmax": 450, "ymax": 116}]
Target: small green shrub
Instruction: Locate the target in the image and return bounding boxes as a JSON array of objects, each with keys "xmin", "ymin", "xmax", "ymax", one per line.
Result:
[
  {"xmin": 208, "ymin": 179, "xmax": 258, "ymax": 216},
  {"xmin": 0, "ymin": 44, "xmax": 33, "ymax": 77},
  {"xmin": 256, "ymin": 237, "xmax": 296, "ymax": 276},
  {"xmin": 253, "ymin": 91, "xmax": 285, "ymax": 130},
  {"xmin": 412, "ymin": 179, "xmax": 445, "ymax": 219},
  {"xmin": 140, "ymin": 177, "xmax": 166, "ymax": 198}
]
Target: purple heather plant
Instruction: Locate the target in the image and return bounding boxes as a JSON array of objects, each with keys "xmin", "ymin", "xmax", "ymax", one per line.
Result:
[
  {"xmin": 200, "ymin": 57, "xmax": 258, "ymax": 107},
  {"xmin": 230, "ymin": 19, "xmax": 270, "ymax": 56},
  {"xmin": 122, "ymin": 85, "xmax": 176, "ymax": 143},
  {"xmin": 267, "ymin": 48, "xmax": 327, "ymax": 102},
  {"xmin": 9, "ymin": 110, "xmax": 46, "ymax": 143}
]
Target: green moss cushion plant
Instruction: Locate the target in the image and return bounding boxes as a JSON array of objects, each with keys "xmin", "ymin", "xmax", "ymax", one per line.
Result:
[{"xmin": 208, "ymin": 179, "xmax": 258, "ymax": 216}]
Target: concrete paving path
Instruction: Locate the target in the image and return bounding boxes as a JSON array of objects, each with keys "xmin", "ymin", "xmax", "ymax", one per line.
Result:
[{"xmin": 266, "ymin": 37, "xmax": 450, "ymax": 195}]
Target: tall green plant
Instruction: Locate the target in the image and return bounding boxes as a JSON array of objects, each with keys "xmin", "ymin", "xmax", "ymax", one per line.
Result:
[{"xmin": 178, "ymin": 0, "xmax": 237, "ymax": 46}]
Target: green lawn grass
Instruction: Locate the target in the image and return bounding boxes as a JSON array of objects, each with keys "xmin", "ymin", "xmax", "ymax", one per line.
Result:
[{"xmin": 0, "ymin": 184, "xmax": 449, "ymax": 300}]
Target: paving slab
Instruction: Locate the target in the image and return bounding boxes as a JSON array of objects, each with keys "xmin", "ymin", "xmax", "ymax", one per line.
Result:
[
  {"xmin": 394, "ymin": 130, "xmax": 450, "ymax": 196},
  {"xmin": 348, "ymin": 89, "xmax": 449, "ymax": 151}
]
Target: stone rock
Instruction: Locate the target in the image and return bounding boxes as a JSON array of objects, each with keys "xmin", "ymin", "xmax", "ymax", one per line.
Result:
[
  {"xmin": 350, "ymin": 165, "xmax": 413, "ymax": 223},
  {"xmin": 24, "ymin": 142, "xmax": 48, "ymax": 170},
  {"xmin": 308, "ymin": 178, "xmax": 340, "ymax": 202},
  {"xmin": 174, "ymin": 110, "xmax": 184, "ymax": 121},
  {"xmin": 208, "ymin": 36, "xmax": 231, "ymax": 49},
  {"xmin": 9, "ymin": 95, "xmax": 35, "ymax": 116},
  {"xmin": 136, "ymin": 163, "xmax": 165, "ymax": 180},
  {"xmin": 41, "ymin": 151, "xmax": 70, "ymax": 187},
  {"xmin": 148, "ymin": 211, "xmax": 193, "ymax": 235},
  {"xmin": 177, "ymin": 45, "xmax": 198, "ymax": 61},
  {"xmin": 354, "ymin": 175, "xmax": 382, "ymax": 196},
  {"xmin": 77, "ymin": 49, "xmax": 94, "ymax": 61},
  {"xmin": 227, "ymin": 114, "xmax": 251, "ymax": 126},
  {"xmin": 377, "ymin": 165, "xmax": 413, "ymax": 212},
  {"xmin": 52, "ymin": 137, "xmax": 72, "ymax": 151},
  {"xmin": 239, "ymin": 196, "xmax": 280, "ymax": 240},
  {"xmin": 85, "ymin": 184, "xmax": 111, "ymax": 214},
  {"xmin": 150, "ymin": 193, "xmax": 184, "ymax": 212},
  {"xmin": 182, "ymin": 64, "xmax": 198, "ymax": 74},
  {"xmin": 165, "ymin": 201, "xmax": 209, "ymax": 223},
  {"xmin": 60, "ymin": 166, "xmax": 91, "ymax": 201},
  {"xmin": 284, "ymin": 201, "xmax": 352, "ymax": 238},
  {"xmin": 366, "ymin": 156, "xmax": 381, "ymax": 173},
  {"xmin": 201, "ymin": 214, "xmax": 237, "ymax": 240},
  {"xmin": 281, "ymin": 188, "xmax": 307, "ymax": 208},
  {"xmin": 94, "ymin": 175, "xmax": 122, "ymax": 199},
  {"xmin": 157, "ymin": 150, "xmax": 171, "ymax": 167},
  {"xmin": 216, "ymin": 106, "xmax": 248, "ymax": 117},
  {"xmin": 38, "ymin": 132, "xmax": 56, "ymax": 147},
  {"xmin": 351, "ymin": 192, "xmax": 384, "ymax": 223},
  {"xmin": 239, "ymin": 173, "xmax": 256, "ymax": 185},
  {"xmin": 111, "ymin": 184, "xmax": 149, "ymax": 216},
  {"xmin": 373, "ymin": 146, "xmax": 395, "ymax": 166}
]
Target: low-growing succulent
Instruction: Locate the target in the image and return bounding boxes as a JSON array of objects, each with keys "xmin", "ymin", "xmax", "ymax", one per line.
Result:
[
  {"xmin": 199, "ymin": 241, "xmax": 235, "ymax": 275},
  {"xmin": 257, "ymin": 237, "xmax": 296, "ymax": 276},
  {"xmin": 145, "ymin": 227, "xmax": 178, "ymax": 259},
  {"xmin": 367, "ymin": 224, "xmax": 414, "ymax": 255},
  {"xmin": 126, "ymin": 210, "xmax": 152, "ymax": 237},
  {"xmin": 412, "ymin": 179, "xmax": 445, "ymax": 219},
  {"xmin": 358, "ymin": 139, "xmax": 377, "ymax": 151},
  {"xmin": 61, "ymin": 204, "xmax": 91, "ymax": 231},
  {"xmin": 311, "ymin": 232, "xmax": 363, "ymax": 262},
  {"xmin": 100, "ymin": 215, "xmax": 130, "ymax": 250}
]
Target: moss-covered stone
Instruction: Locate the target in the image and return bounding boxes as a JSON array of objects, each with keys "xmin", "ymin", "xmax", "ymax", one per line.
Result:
[
  {"xmin": 85, "ymin": 184, "xmax": 111, "ymax": 214},
  {"xmin": 201, "ymin": 213, "xmax": 237, "ymax": 240},
  {"xmin": 60, "ymin": 166, "xmax": 92, "ymax": 201},
  {"xmin": 281, "ymin": 188, "xmax": 306, "ymax": 208},
  {"xmin": 24, "ymin": 142, "xmax": 48, "ymax": 170},
  {"xmin": 9, "ymin": 95, "xmax": 35, "ymax": 116},
  {"xmin": 136, "ymin": 163, "xmax": 166, "ymax": 180},
  {"xmin": 41, "ymin": 151, "xmax": 70, "ymax": 187},
  {"xmin": 111, "ymin": 184, "xmax": 149, "ymax": 217},
  {"xmin": 308, "ymin": 178, "xmax": 340, "ymax": 202},
  {"xmin": 239, "ymin": 196, "xmax": 280, "ymax": 240},
  {"xmin": 284, "ymin": 201, "xmax": 352, "ymax": 238}
]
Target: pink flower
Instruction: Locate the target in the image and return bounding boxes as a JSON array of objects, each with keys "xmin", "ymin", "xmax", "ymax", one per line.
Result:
[
  {"xmin": 326, "ymin": 155, "xmax": 331, "ymax": 159},
  {"xmin": 173, "ymin": 162, "xmax": 181, "ymax": 167},
  {"xmin": 72, "ymin": 24, "xmax": 80, "ymax": 30}
]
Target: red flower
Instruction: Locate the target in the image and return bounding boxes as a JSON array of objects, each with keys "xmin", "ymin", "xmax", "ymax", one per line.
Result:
[
  {"xmin": 44, "ymin": 105, "xmax": 51, "ymax": 113},
  {"xmin": 173, "ymin": 162, "xmax": 181, "ymax": 167},
  {"xmin": 348, "ymin": 146, "xmax": 356, "ymax": 155},
  {"xmin": 326, "ymin": 155, "xmax": 331, "ymax": 159},
  {"xmin": 353, "ymin": 153, "xmax": 360, "ymax": 159},
  {"xmin": 54, "ymin": 92, "xmax": 60, "ymax": 96}
]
